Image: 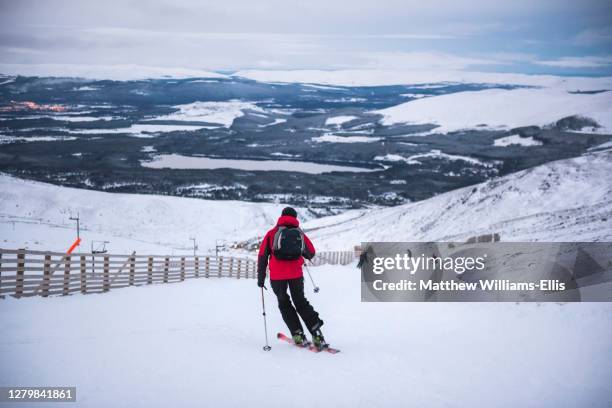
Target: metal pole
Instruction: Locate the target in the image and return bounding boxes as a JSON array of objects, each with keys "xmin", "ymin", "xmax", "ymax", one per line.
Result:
[
  {"xmin": 190, "ymin": 237, "xmax": 197, "ymax": 257},
  {"xmin": 261, "ymin": 287, "xmax": 271, "ymax": 351},
  {"xmin": 69, "ymin": 213, "xmax": 80, "ymax": 239},
  {"xmin": 304, "ymin": 263, "xmax": 320, "ymax": 293}
]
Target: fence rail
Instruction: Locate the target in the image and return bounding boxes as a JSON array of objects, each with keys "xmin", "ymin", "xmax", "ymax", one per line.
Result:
[
  {"xmin": 0, "ymin": 249, "xmax": 355, "ymax": 298},
  {"xmin": 309, "ymin": 251, "xmax": 355, "ymax": 266}
]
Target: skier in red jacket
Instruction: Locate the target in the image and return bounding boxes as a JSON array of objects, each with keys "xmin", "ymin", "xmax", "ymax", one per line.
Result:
[{"xmin": 257, "ymin": 207, "xmax": 325, "ymax": 348}]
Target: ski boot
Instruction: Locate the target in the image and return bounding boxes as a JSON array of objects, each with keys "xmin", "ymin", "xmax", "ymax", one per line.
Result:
[
  {"xmin": 292, "ymin": 330, "xmax": 308, "ymax": 347},
  {"xmin": 311, "ymin": 329, "xmax": 328, "ymax": 351}
]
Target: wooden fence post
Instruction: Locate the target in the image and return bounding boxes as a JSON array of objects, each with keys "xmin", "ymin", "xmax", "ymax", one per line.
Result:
[
  {"xmin": 103, "ymin": 256, "xmax": 110, "ymax": 292},
  {"xmin": 63, "ymin": 256, "xmax": 71, "ymax": 296},
  {"xmin": 195, "ymin": 257, "xmax": 199, "ymax": 278},
  {"xmin": 147, "ymin": 257, "xmax": 153, "ymax": 284},
  {"xmin": 80, "ymin": 255, "xmax": 87, "ymax": 294},
  {"xmin": 236, "ymin": 259, "xmax": 241, "ymax": 279},
  {"xmin": 218, "ymin": 256, "xmax": 223, "ymax": 278},
  {"xmin": 164, "ymin": 257, "xmax": 169, "ymax": 283},
  {"xmin": 180, "ymin": 257, "xmax": 185, "ymax": 281},
  {"xmin": 0, "ymin": 251, "xmax": 3, "ymax": 299},
  {"xmin": 42, "ymin": 254, "xmax": 51, "ymax": 297},
  {"xmin": 205, "ymin": 256, "xmax": 210, "ymax": 278},
  {"xmin": 15, "ymin": 249, "xmax": 25, "ymax": 298},
  {"xmin": 129, "ymin": 255, "xmax": 135, "ymax": 286},
  {"xmin": 228, "ymin": 257, "xmax": 233, "ymax": 278}
]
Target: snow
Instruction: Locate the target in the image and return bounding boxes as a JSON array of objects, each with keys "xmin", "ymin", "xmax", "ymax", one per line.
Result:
[
  {"xmin": 373, "ymin": 153, "xmax": 420, "ymax": 165},
  {"xmin": 302, "ymin": 83, "xmax": 347, "ymax": 91},
  {"xmin": 235, "ymin": 69, "xmax": 612, "ymax": 91},
  {"xmin": 69, "ymin": 124, "xmax": 209, "ymax": 137},
  {"xmin": 494, "ymin": 134, "xmax": 543, "ymax": 147},
  {"xmin": 0, "ymin": 135, "xmax": 77, "ymax": 144},
  {"xmin": 270, "ymin": 152, "xmax": 299, "ymax": 158},
  {"xmin": 49, "ymin": 115, "xmax": 116, "ymax": 122},
  {"xmin": 141, "ymin": 154, "xmax": 378, "ymax": 174},
  {"xmin": 0, "ymin": 174, "xmax": 310, "ymax": 254},
  {"xmin": 305, "ymin": 150, "xmax": 612, "ymax": 248},
  {"xmin": 0, "ymin": 63, "xmax": 227, "ymax": 80},
  {"xmin": 325, "ymin": 115, "xmax": 358, "ymax": 126},
  {"xmin": 258, "ymin": 118, "xmax": 287, "ymax": 127},
  {"xmin": 590, "ymin": 140, "xmax": 612, "ymax": 151},
  {"xmin": 374, "ymin": 150, "xmax": 496, "ymax": 167},
  {"xmin": 1, "ymin": 263, "xmax": 610, "ymax": 407},
  {"xmin": 400, "ymin": 93, "xmax": 429, "ymax": 98},
  {"xmin": 376, "ymin": 88, "xmax": 612, "ymax": 134},
  {"xmin": 311, "ymin": 134, "xmax": 382, "ymax": 143},
  {"xmin": 147, "ymin": 100, "xmax": 265, "ymax": 128}
]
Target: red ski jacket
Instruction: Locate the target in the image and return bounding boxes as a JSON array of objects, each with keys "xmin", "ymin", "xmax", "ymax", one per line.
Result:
[{"xmin": 257, "ymin": 215, "xmax": 315, "ymax": 281}]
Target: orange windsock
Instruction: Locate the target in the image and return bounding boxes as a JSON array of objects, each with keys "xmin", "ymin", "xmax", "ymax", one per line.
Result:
[{"xmin": 67, "ymin": 237, "xmax": 82, "ymax": 254}]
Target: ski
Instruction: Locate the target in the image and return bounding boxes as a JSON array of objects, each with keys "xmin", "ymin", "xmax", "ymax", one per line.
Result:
[
  {"xmin": 277, "ymin": 332, "xmax": 310, "ymax": 348},
  {"xmin": 277, "ymin": 332, "xmax": 340, "ymax": 354},
  {"xmin": 308, "ymin": 344, "xmax": 341, "ymax": 354}
]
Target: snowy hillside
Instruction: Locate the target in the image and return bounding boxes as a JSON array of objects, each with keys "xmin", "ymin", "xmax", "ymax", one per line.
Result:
[
  {"xmin": 2, "ymin": 263, "xmax": 610, "ymax": 407},
  {"xmin": 2, "ymin": 148, "xmax": 611, "ymax": 255},
  {"xmin": 305, "ymin": 150, "xmax": 612, "ymax": 248},
  {"xmin": 0, "ymin": 175, "xmax": 311, "ymax": 254},
  {"xmin": 376, "ymin": 88, "xmax": 612, "ymax": 134},
  {"xmin": 0, "ymin": 63, "xmax": 227, "ymax": 80},
  {"xmin": 235, "ymin": 69, "xmax": 612, "ymax": 91}
]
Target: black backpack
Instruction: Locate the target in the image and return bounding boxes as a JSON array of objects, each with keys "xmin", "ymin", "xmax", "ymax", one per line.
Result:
[{"xmin": 272, "ymin": 226, "xmax": 305, "ymax": 260}]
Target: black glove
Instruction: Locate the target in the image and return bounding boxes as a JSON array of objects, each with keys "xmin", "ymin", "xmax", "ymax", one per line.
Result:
[{"xmin": 257, "ymin": 276, "xmax": 265, "ymax": 288}]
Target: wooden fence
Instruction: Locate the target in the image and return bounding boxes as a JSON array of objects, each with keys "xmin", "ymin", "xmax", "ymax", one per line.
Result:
[
  {"xmin": 309, "ymin": 251, "xmax": 355, "ymax": 266},
  {"xmin": 0, "ymin": 248, "xmax": 356, "ymax": 298},
  {"xmin": 0, "ymin": 248, "xmax": 256, "ymax": 298}
]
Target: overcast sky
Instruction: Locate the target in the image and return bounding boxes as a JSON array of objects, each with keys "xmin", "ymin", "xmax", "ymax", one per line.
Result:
[{"xmin": 1, "ymin": 0, "xmax": 611, "ymax": 75}]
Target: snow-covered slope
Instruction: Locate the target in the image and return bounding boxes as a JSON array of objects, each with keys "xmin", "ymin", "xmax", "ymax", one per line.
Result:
[
  {"xmin": 0, "ymin": 176, "xmax": 309, "ymax": 254},
  {"xmin": 305, "ymin": 150, "xmax": 612, "ymax": 248},
  {"xmin": 2, "ymin": 263, "xmax": 610, "ymax": 407},
  {"xmin": 235, "ymin": 69, "xmax": 612, "ymax": 91},
  {"xmin": 376, "ymin": 88, "xmax": 612, "ymax": 133},
  {"xmin": 0, "ymin": 63, "xmax": 227, "ymax": 80}
]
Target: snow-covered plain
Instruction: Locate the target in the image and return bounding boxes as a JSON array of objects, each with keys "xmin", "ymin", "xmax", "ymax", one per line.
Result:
[
  {"xmin": 306, "ymin": 150, "xmax": 612, "ymax": 248},
  {"xmin": 311, "ymin": 134, "xmax": 382, "ymax": 143},
  {"xmin": 1, "ymin": 263, "xmax": 610, "ymax": 407},
  {"xmin": 0, "ymin": 135, "xmax": 78, "ymax": 144},
  {"xmin": 69, "ymin": 124, "xmax": 212, "ymax": 137},
  {"xmin": 494, "ymin": 134, "xmax": 543, "ymax": 147},
  {"xmin": 376, "ymin": 88, "xmax": 612, "ymax": 134},
  {"xmin": 373, "ymin": 149, "xmax": 496, "ymax": 167},
  {"xmin": 325, "ymin": 115, "xmax": 358, "ymax": 126},
  {"xmin": 140, "ymin": 154, "xmax": 378, "ymax": 174},
  {"xmin": 146, "ymin": 100, "xmax": 265, "ymax": 128}
]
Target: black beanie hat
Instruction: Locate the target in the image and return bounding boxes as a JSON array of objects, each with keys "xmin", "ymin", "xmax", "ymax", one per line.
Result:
[{"xmin": 281, "ymin": 206, "xmax": 298, "ymax": 218}]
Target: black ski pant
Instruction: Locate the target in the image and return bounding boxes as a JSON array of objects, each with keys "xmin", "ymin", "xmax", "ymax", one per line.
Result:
[{"xmin": 271, "ymin": 277, "xmax": 322, "ymax": 336}]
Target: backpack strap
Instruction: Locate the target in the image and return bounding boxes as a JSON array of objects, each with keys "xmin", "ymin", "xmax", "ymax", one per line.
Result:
[{"xmin": 272, "ymin": 226, "xmax": 286, "ymax": 252}]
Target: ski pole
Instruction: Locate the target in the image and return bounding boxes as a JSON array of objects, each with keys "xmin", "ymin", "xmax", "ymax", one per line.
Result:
[
  {"xmin": 304, "ymin": 263, "xmax": 320, "ymax": 293},
  {"xmin": 261, "ymin": 287, "xmax": 271, "ymax": 351}
]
